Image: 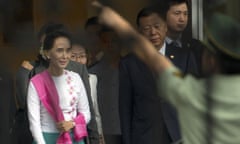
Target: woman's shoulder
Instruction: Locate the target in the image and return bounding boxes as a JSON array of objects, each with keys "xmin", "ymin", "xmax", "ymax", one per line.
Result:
[
  {"xmin": 64, "ymin": 69, "xmax": 81, "ymax": 79},
  {"xmin": 64, "ymin": 69, "xmax": 78, "ymax": 75}
]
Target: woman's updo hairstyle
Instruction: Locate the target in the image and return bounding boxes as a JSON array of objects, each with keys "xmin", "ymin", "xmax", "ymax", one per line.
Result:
[{"xmin": 43, "ymin": 30, "xmax": 72, "ymax": 51}]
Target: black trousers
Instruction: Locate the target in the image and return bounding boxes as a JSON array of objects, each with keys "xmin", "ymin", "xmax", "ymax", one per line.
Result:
[
  {"xmin": 104, "ymin": 134, "xmax": 122, "ymax": 144},
  {"xmin": 11, "ymin": 110, "xmax": 33, "ymax": 144}
]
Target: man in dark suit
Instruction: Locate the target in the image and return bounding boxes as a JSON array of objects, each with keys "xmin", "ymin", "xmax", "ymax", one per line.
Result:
[
  {"xmin": 0, "ymin": 62, "xmax": 15, "ymax": 144},
  {"xmin": 119, "ymin": 7, "xmax": 197, "ymax": 144},
  {"xmin": 164, "ymin": 0, "xmax": 204, "ymax": 76},
  {"xmin": 89, "ymin": 27, "xmax": 122, "ymax": 144}
]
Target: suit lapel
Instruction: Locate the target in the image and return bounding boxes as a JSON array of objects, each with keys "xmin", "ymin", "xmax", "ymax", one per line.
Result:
[
  {"xmin": 134, "ymin": 55, "xmax": 156, "ymax": 82},
  {"xmin": 166, "ymin": 43, "xmax": 189, "ymax": 73}
]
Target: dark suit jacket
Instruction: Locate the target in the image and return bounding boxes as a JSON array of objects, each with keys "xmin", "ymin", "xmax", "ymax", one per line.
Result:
[
  {"xmin": 0, "ymin": 66, "xmax": 14, "ymax": 144},
  {"xmin": 119, "ymin": 44, "xmax": 198, "ymax": 144},
  {"xmin": 182, "ymin": 38, "xmax": 205, "ymax": 77},
  {"xmin": 15, "ymin": 60, "xmax": 99, "ymax": 144}
]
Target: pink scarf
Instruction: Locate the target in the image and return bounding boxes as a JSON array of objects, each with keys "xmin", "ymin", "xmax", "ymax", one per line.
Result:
[{"xmin": 31, "ymin": 70, "xmax": 87, "ymax": 144}]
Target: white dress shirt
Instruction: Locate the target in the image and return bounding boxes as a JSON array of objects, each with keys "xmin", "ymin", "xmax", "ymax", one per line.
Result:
[
  {"xmin": 159, "ymin": 42, "xmax": 166, "ymax": 55},
  {"xmin": 89, "ymin": 74, "xmax": 103, "ymax": 134}
]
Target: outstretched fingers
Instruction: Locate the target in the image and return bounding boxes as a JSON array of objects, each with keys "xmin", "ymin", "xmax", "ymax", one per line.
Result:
[{"xmin": 91, "ymin": 0, "xmax": 103, "ymax": 8}]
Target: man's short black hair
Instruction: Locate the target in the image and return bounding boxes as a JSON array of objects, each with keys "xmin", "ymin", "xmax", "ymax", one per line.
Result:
[
  {"xmin": 84, "ymin": 16, "xmax": 99, "ymax": 29},
  {"xmin": 136, "ymin": 6, "xmax": 166, "ymax": 27},
  {"xmin": 144, "ymin": 0, "xmax": 190, "ymax": 20},
  {"xmin": 165, "ymin": 0, "xmax": 190, "ymax": 12}
]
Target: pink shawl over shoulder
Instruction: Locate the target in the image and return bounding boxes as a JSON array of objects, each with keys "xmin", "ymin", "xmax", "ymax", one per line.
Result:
[{"xmin": 31, "ymin": 70, "xmax": 87, "ymax": 144}]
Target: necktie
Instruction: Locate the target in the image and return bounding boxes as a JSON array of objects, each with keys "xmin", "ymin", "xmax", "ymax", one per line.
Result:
[{"xmin": 171, "ymin": 41, "xmax": 181, "ymax": 48}]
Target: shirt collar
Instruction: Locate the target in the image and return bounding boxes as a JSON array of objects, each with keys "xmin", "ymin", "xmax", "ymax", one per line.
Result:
[
  {"xmin": 165, "ymin": 36, "xmax": 182, "ymax": 48},
  {"xmin": 159, "ymin": 42, "xmax": 166, "ymax": 55}
]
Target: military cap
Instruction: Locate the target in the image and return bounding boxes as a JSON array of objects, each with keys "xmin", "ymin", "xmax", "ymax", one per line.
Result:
[{"xmin": 204, "ymin": 12, "xmax": 240, "ymax": 59}]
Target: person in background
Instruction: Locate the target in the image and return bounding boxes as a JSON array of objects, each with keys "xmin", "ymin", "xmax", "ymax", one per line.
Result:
[
  {"xmin": 27, "ymin": 30, "xmax": 90, "ymax": 144},
  {"xmin": 164, "ymin": 0, "xmax": 204, "ymax": 76},
  {"xmin": 0, "ymin": 61, "xmax": 15, "ymax": 144},
  {"xmin": 70, "ymin": 39, "xmax": 105, "ymax": 144},
  {"xmin": 93, "ymin": 1, "xmax": 240, "ymax": 143},
  {"xmin": 84, "ymin": 16, "xmax": 104, "ymax": 67},
  {"xmin": 70, "ymin": 43, "xmax": 89, "ymax": 66},
  {"xmin": 119, "ymin": 7, "xmax": 182, "ymax": 144},
  {"xmin": 89, "ymin": 27, "xmax": 122, "ymax": 144}
]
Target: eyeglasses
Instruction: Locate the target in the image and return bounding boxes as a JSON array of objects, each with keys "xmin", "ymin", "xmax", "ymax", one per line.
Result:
[
  {"xmin": 141, "ymin": 23, "xmax": 166, "ymax": 33},
  {"xmin": 70, "ymin": 53, "xmax": 87, "ymax": 60}
]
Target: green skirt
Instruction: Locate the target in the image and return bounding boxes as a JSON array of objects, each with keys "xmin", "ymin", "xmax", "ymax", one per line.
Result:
[{"xmin": 33, "ymin": 132, "xmax": 85, "ymax": 144}]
